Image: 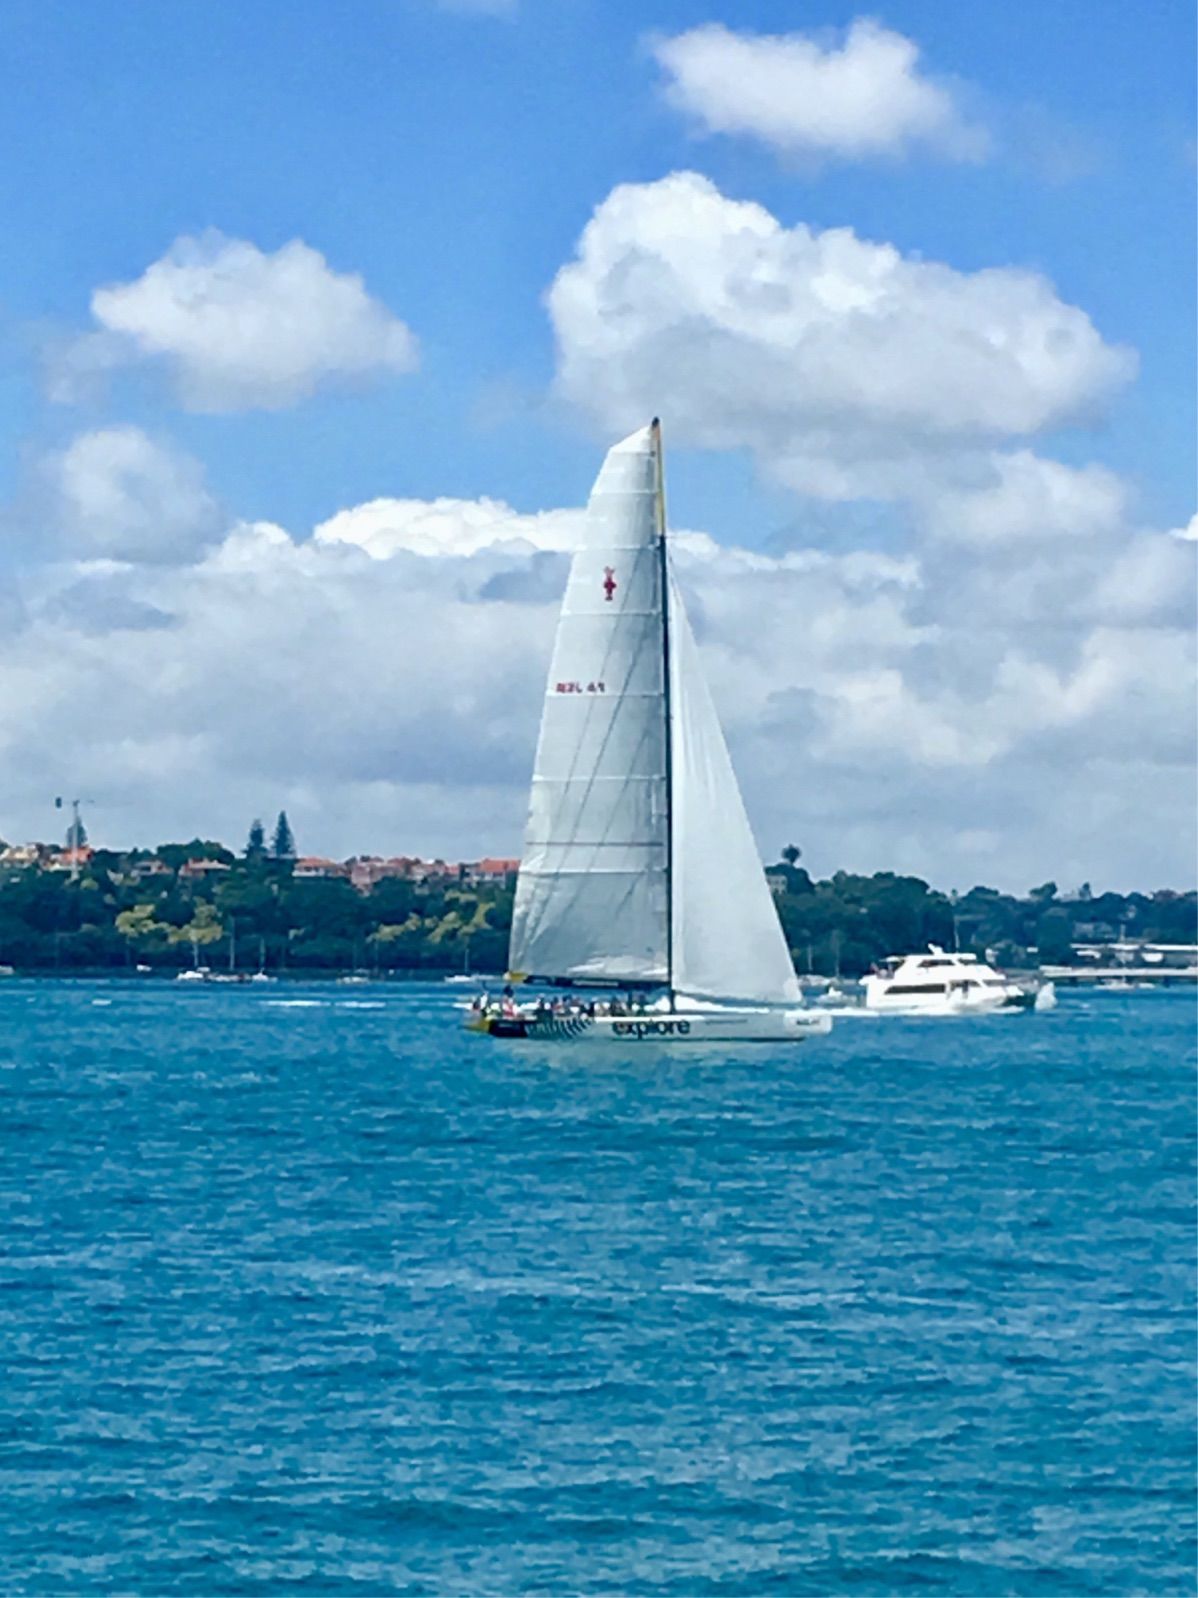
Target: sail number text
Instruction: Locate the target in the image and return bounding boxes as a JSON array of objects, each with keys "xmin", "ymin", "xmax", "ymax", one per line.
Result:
[{"xmin": 554, "ymin": 681, "xmax": 606, "ymax": 695}]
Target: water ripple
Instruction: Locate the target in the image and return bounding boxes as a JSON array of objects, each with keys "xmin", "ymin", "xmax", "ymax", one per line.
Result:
[{"xmin": 0, "ymin": 980, "xmax": 1193, "ymax": 1594}]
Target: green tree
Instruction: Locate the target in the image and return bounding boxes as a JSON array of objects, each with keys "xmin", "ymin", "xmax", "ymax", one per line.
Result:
[
  {"xmin": 170, "ymin": 901, "xmax": 224, "ymax": 963},
  {"xmin": 1036, "ymin": 908, "xmax": 1074, "ymax": 963},
  {"xmin": 156, "ymin": 839, "xmax": 234, "ymax": 871},
  {"xmin": 245, "ymin": 818, "xmax": 267, "ymax": 860},
  {"xmin": 1029, "ymin": 881, "xmax": 1058, "ymax": 904},
  {"xmin": 215, "ymin": 872, "xmax": 281, "ymax": 937},
  {"xmin": 368, "ymin": 877, "xmax": 417, "ymax": 924},
  {"xmin": 272, "ymin": 811, "xmax": 296, "ymax": 860},
  {"xmin": 781, "ymin": 843, "xmax": 801, "ymax": 866},
  {"xmin": 115, "ymin": 903, "xmax": 172, "ymax": 957}
]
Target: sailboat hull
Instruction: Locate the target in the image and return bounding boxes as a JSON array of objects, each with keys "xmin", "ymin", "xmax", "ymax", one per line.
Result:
[{"xmin": 467, "ymin": 1009, "xmax": 833, "ymax": 1044}]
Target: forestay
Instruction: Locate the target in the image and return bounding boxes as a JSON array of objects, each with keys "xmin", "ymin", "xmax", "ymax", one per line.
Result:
[{"xmin": 509, "ymin": 425, "xmax": 669, "ymax": 983}]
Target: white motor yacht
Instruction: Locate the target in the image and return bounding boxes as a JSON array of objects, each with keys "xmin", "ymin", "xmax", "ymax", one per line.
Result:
[{"xmin": 862, "ymin": 947, "xmax": 1052, "ymax": 1015}]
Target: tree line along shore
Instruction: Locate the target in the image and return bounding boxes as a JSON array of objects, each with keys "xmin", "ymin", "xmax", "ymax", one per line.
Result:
[{"xmin": 0, "ymin": 815, "xmax": 1192, "ymax": 978}]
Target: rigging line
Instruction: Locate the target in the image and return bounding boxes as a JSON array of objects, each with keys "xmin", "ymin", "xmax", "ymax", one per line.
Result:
[{"xmin": 655, "ymin": 417, "xmax": 674, "ymax": 1004}]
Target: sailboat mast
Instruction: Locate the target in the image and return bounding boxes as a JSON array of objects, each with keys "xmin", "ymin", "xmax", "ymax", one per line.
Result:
[{"xmin": 652, "ymin": 417, "xmax": 675, "ymax": 1010}]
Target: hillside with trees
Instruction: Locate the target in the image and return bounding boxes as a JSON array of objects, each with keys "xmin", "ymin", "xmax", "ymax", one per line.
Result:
[{"xmin": 0, "ymin": 822, "xmax": 1191, "ymax": 978}]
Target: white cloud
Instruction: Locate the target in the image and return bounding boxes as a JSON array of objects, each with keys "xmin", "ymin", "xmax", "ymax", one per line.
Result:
[
  {"xmin": 548, "ymin": 173, "xmax": 1136, "ymax": 502},
  {"xmin": 1172, "ymin": 512, "xmax": 1198, "ymax": 542},
  {"xmin": 919, "ymin": 451, "xmax": 1128, "ymax": 546},
  {"xmin": 1087, "ymin": 533, "xmax": 1196, "ymax": 626},
  {"xmin": 4, "ymin": 171, "xmax": 1180, "ymax": 889},
  {"xmin": 43, "ymin": 426, "xmax": 221, "ymax": 565},
  {"xmin": 313, "ymin": 497, "xmax": 582, "ymax": 559},
  {"xmin": 652, "ymin": 20, "xmax": 989, "ymax": 164},
  {"xmin": 52, "ymin": 233, "xmax": 418, "ymax": 412},
  {"xmin": 0, "ymin": 459, "xmax": 1192, "ymax": 892}
]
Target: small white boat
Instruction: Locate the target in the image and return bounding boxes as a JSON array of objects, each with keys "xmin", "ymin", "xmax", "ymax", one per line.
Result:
[
  {"xmin": 861, "ymin": 947, "xmax": 1051, "ymax": 1016},
  {"xmin": 811, "ymin": 982, "xmax": 860, "ymax": 1011},
  {"xmin": 469, "ymin": 421, "xmax": 829, "ymax": 1048},
  {"xmin": 175, "ymin": 966, "xmax": 211, "ymax": 983}
]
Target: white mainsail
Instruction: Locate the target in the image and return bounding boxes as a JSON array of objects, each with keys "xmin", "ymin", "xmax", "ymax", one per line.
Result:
[
  {"xmin": 509, "ymin": 424, "xmax": 669, "ymax": 983},
  {"xmin": 509, "ymin": 420, "xmax": 799, "ymax": 1007}
]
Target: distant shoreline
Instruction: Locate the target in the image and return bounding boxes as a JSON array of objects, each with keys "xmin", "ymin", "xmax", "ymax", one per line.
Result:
[
  {"xmin": 1, "ymin": 842, "xmax": 1193, "ymax": 982},
  {"xmin": 0, "ymin": 967, "xmax": 450, "ymax": 982}
]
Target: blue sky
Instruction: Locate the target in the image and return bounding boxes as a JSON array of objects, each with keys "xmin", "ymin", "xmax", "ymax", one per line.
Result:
[
  {"xmin": 2, "ymin": 0, "xmax": 1192, "ymax": 531},
  {"xmin": 0, "ymin": 1, "xmax": 1193, "ymax": 887}
]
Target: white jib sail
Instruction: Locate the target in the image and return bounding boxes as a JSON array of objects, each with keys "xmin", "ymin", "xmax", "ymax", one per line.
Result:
[
  {"xmin": 509, "ymin": 425, "xmax": 669, "ymax": 983},
  {"xmin": 667, "ymin": 566, "xmax": 802, "ymax": 1007}
]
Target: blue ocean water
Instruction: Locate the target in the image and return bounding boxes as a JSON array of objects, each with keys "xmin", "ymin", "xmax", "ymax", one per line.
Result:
[{"xmin": 0, "ymin": 980, "xmax": 1193, "ymax": 1595}]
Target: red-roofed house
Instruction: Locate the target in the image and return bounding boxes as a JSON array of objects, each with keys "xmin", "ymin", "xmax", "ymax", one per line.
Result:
[
  {"xmin": 466, "ymin": 857, "xmax": 521, "ymax": 886},
  {"xmin": 294, "ymin": 856, "xmax": 351, "ymax": 880},
  {"xmin": 0, "ymin": 844, "xmax": 45, "ymax": 868},
  {"xmin": 349, "ymin": 856, "xmax": 422, "ymax": 892},
  {"xmin": 47, "ymin": 846, "xmax": 95, "ymax": 872},
  {"xmin": 179, "ymin": 858, "xmax": 232, "ymax": 881},
  {"xmin": 131, "ymin": 858, "xmax": 172, "ymax": 881}
]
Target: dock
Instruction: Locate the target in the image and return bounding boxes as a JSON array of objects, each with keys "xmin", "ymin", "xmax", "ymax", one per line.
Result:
[{"xmin": 1042, "ymin": 941, "xmax": 1197, "ymax": 986}]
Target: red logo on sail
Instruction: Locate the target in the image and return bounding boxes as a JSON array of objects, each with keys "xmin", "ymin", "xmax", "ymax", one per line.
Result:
[{"xmin": 603, "ymin": 566, "xmax": 617, "ymax": 602}]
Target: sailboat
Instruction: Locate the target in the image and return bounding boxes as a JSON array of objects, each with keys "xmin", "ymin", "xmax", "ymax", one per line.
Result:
[{"xmin": 470, "ymin": 421, "xmax": 831, "ymax": 1046}]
